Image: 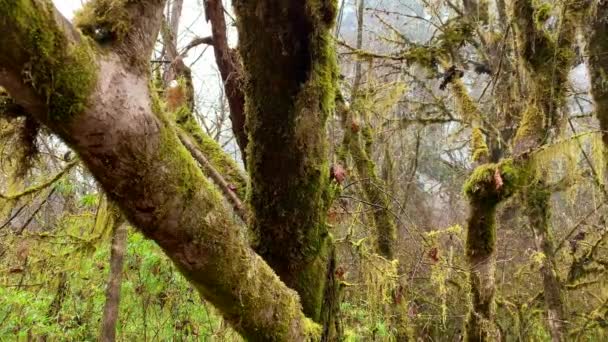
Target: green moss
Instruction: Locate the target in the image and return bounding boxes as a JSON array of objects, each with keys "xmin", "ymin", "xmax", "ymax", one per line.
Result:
[
  {"xmin": 74, "ymin": 0, "xmax": 130, "ymax": 44},
  {"xmin": 463, "ymin": 159, "xmax": 521, "ymax": 203},
  {"xmin": 0, "ymin": 0, "xmax": 97, "ymax": 122},
  {"xmin": 234, "ymin": 0, "xmax": 339, "ymax": 322},
  {"xmin": 513, "ymin": 0, "xmax": 590, "ymax": 140},
  {"xmin": 533, "ymin": 2, "xmax": 552, "ymax": 28},
  {"xmin": 472, "ymin": 127, "xmax": 489, "ymax": 162},
  {"xmin": 464, "ymin": 160, "xmax": 523, "ymax": 260},
  {"xmin": 513, "ymin": 104, "xmax": 544, "ymax": 147}
]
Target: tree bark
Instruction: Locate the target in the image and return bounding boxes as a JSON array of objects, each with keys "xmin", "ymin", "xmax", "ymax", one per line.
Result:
[
  {"xmin": 586, "ymin": 2, "xmax": 608, "ymax": 154},
  {"xmin": 233, "ymin": 0, "xmax": 339, "ymax": 329},
  {"xmin": 205, "ymin": 0, "xmax": 248, "ymax": 165},
  {"xmin": 100, "ymin": 219, "xmax": 127, "ymax": 342},
  {"xmin": 511, "ymin": 1, "xmax": 589, "ymax": 340},
  {"xmin": 463, "ymin": 161, "xmax": 519, "ymax": 341},
  {"xmin": 525, "ymin": 186, "xmax": 566, "ymax": 342},
  {"xmin": 0, "ymin": 1, "xmax": 319, "ymax": 340}
]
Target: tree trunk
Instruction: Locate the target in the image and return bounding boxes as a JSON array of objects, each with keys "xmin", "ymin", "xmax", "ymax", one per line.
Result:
[
  {"xmin": 0, "ymin": 1, "xmax": 320, "ymax": 339},
  {"xmin": 462, "ymin": 162, "xmax": 519, "ymax": 341},
  {"xmin": 511, "ymin": 1, "xmax": 588, "ymax": 339},
  {"xmin": 100, "ymin": 221, "xmax": 128, "ymax": 342},
  {"xmin": 524, "ymin": 186, "xmax": 565, "ymax": 342},
  {"xmin": 233, "ymin": 0, "xmax": 339, "ymax": 330},
  {"xmin": 586, "ymin": 2, "xmax": 608, "ymax": 154}
]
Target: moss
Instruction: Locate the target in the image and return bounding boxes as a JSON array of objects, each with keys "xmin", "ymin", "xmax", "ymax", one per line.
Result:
[
  {"xmin": 0, "ymin": 0, "xmax": 97, "ymax": 122},
  {"xmin": 160, "ymin": 76, "xmax": 248, "ymax": 200},
  {"xmin": 74, "ymin": 0, "xmax": 130, "ymax": 44},
  {"xmin": 463, "ymin": 159, "xmax": 521, "ymax": 203},
  {"xmin": 513, "ymin": 104, "xmax": 544, "ymax": 148},
  {"xmin": 513, "ymin": 0, "xmax": 590, "ymax": 141},
  {"xmin": 533, "ymin": 2, "xmax": 552, "ymax": 28},
  {"xmin": 471, "ymin": 127, "xmax": 489, "ymax": 162}
]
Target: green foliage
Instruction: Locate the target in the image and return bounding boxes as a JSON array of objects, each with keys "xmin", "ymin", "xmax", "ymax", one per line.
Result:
[{"xmin": 0, "ymin": 228, "xmax": 228, "ymax": 340}]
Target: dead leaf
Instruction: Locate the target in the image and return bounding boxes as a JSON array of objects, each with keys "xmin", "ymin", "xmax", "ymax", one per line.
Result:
[
  {"xmin": 330, "ymin": 164, "xmax": 347, "ymax": 184},
  {"xmin": 494, "ymin": 168, "xmax": 503, "ymax": 191}
]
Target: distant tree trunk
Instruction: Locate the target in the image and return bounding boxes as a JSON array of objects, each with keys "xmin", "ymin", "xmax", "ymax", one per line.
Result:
[
  {"xmin": 234, "ymin": 0, "xmax": 339, "ymax": 334},
  {"xmin": 340, "ymin": 0, "xmax": 396, "ymax": 261},
  {"xmin": 100, "ymin": 220, "xmax": 127, "ymax": 342}
]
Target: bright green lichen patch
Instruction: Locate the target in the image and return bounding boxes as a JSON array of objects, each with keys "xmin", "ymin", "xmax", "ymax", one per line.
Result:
[{"xmin": 0, "ymin": 0, "xmax": 97, "ymax": 122}]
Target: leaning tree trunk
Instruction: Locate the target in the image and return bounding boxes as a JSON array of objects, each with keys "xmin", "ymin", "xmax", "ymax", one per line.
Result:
[
  {"xmin": 205, "ymin": 0, "xmax": 248, "ymax": 164},
  {"xmin": 337, "ymin": 0, "xmax": 396, "ymax": 261},
  {"xmin": 233, "ymin": 0, "xmax": 340, "ymax": 332},
  {"xmin": 0, "ymin": 1, "xmax": 321, "ymax": 340}
]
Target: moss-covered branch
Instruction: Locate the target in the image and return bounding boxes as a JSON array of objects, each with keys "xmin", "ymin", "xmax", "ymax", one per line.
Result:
[
  {"xmin": 512, "ymin": 0, "xmax": 588, "ymax": 150},
  {"xmin": 163, "ymin": 59, "xmax": 248, "ymax": 202},
  {"xmin": 74, "ymin": 0, "xmax": 166, "ymax": 72}
]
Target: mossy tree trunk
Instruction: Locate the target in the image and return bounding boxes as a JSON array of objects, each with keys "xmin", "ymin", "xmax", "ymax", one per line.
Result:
[
  {"xmin": 511, "ymin": 1, "xmax": 588, "ymax": 340},
  {"xmin": 233, "ymin": 0, "xmax": 340, "ymax": 331},
  {"xmin": 463, "ymin": 161, "xmax": 519, "ymax": 341},
  {"xmin": 340, "ymin": 0, "xmax": 397, "ymax": 261},
  {"xmin": 0, "ymin": 0, "xmax": 322, "ymax": 340},
  {"xmin": 524, "ymin": 186, "xmax": 566, "ymax": 342},
  {"xmin": 586, "ymin": 2, "xmax": 608, "ymax": 157}
]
